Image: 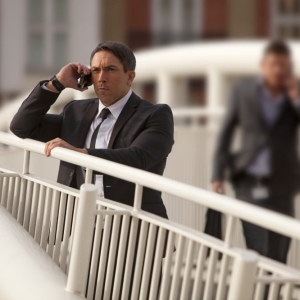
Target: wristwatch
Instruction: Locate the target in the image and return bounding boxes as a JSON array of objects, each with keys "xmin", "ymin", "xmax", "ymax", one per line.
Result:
[{"xmin": 49, "ymin": 75, "xmax": 65, "ymax": 92}]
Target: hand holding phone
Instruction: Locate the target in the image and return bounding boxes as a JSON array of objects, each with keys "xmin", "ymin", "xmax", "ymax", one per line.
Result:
[
  {"xmin": 78, "ymin": 73, "xmax": 93, "ymax": 89},
  {"xmin": 53, "ymin": 63, "xmax": 91, "ymax": 91},
  {"xmin": 285, "ymin": 69, "xmax": 300, "ymax": 102}
]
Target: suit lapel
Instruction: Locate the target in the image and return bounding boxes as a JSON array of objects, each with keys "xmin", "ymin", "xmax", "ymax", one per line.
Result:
[
  {"xmin": 76, "ymin": 99, "xmax": 98, "ymax": 147},
  {"xmin": 249, "ymin": 80, "xmax": 268, "ymax": 130},
  {"xmin": 108, "ymin": 92, "xmax": 140, "ymax": 149},
  {"xmin": 271, "ymin": 96, "xmax": 290, "ymax": 130}
]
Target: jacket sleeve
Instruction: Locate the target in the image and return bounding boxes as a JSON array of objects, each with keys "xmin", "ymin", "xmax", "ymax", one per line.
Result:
[
  {"xmin": 10, "ymin": 81, "xmax": 69, "ymax": 143},
  {"xmin": 289, "ymin": 98, "xmax": 300, "ymax": 120},
  {"xmin": 86, "ymin": 104, "xmax": 174, "ymax": 171},
  {"xmin": 211, "ymin": 83, "xmax": 240, "ymax": 181}
]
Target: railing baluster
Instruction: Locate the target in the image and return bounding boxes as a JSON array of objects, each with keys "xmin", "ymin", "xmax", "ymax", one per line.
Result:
[
  {"xmin": 254, "ymin": 268, "xmax": 267, "ymax": 300},
  {"xmin": 60, "ymin": 195, "xmax": 75, "ymax": 272},
  {"xmin": 23, "ymin": 180, "xmax": 33, "ymax": 230},
  {"xmin": 131, "ymin": 220, "xmax": 149, "ymax": 300},
  {"xmin": 87, "ymin": 207, "xmax": 105, "ymax": 300},
  {"xmin": 103, "ymin": 214, "xmax": 122, "ymax": 300},
  {"xmin": 12, "ymin": 176, "xmax": 21, "ymax": 219},
  {"xmin": 29, "ymin": 182, "xmax": 40, "ymax": 236},
  {"xmin": 40, "ymin": 187, "xmax": 53, "ymax": 251},
  {"xmin": 6, "ymin": 176, "xmax": 15, "ymax": 213},
  {"xmin": 53, "ymin": 192, "xmax": 67, "ymax": 264},
  {"xmin": 215, "ymin": 254, "xmax": 231, "ymax": 300},
  {"xmin": 159, "ymin": 231, "xmax": 176, "ymax": 300},
  {"xmin": 111, "ymin": 214, "xmax": 131, "ymax": 300},
  {"xmin": 139, "ymin": 223, "xmax": 157, "ymax": 299},
  {"xmin": 203, "ymin": 249, "xmax": 218, "ymax": 300},
  {"xmin": 67, "ymin": 196, "xmax": 79, "ymax": 270},
  {"xmin": 283, "ymin": 282, "xmax": 293, "ymax": 300},
  {"xmin": 149, "ymin": 227, "xmax": 166, "ymax": 300},
  {"xmin": 94, "ymin": 210, "xmax": 113, "ymax": 299},
  {"xmin": 17, "ymin": 178, "xmax": 27, "ymax": 225},
  {"xmin": 180, "ymin": 239, "xmax": 196, "ymax": 300},
  {"xmin": 191, "ymin": 244, "xmax": 208, "ymax": 300},
  {"xmin": 1, "ymin": 176, "xmax": 9, "ymax": 207},
  {"xmin": 34, "ymin": 185, "xmax": 46, "ymax": 243},
  {"xmin": 121, "ymin": 217, "xmax": 139, "ymax": 300},
  {"xmin": 268, "ymin": 280, "xmax": 280, "ymax": 300},
  {"xmin": 0, "ymin": 175, "xmax": 3, "ymax": 203},
  {"xmin": 169, "ymin": 235, "xmax": 186, "ymax": 299},
  {"xmin": 47, "ymin": 190, "xmax": 60, "ymax": 257}
]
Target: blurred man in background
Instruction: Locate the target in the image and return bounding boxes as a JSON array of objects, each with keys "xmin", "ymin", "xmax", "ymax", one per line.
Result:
[{"xmin": 212, "ymin": 40, "xmax": 300, "ymax": 263}]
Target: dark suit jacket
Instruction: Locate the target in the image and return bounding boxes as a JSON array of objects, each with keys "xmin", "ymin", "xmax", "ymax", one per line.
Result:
[
  {"xmin": 10, "ymin": 81, "xmax": 174, "ymax": 217},
  {"xmin": 212, "ymin": 78, "xmax": 300, "ymax": 194}
]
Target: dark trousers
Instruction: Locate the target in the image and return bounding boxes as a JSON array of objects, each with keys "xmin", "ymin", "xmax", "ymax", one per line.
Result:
[{"xmin": 232, "ymin": 173, "xmax": 294, "ymax": 264}]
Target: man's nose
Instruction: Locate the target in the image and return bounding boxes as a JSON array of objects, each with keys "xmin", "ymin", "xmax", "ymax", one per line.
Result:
[{"xmin": 97, "ymin": 71, "xmax": 107, "ymax": 82}]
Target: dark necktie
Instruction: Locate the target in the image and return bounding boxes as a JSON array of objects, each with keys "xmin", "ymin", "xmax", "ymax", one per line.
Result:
[{"xmin": 89, "ymin": 108, "xmax": 110, "ymax": 149}]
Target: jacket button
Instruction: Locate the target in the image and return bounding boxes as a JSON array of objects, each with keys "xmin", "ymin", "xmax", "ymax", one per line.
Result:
[{"xmin": 70, "ymin": 172, "xmax": 74, "ymax": 177}]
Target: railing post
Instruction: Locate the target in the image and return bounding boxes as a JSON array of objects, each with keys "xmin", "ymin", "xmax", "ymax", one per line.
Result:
[
  {"xmin": 133, "ymin": 184, "xmax": 143, "ymax": 211},
  {"xmin": 85, "ymin": 168, "xmax": 93, "ymax": 184},
  {"xmin": 22, "ymin": 150, "xmax": 30, "ymax": 174},
  {"xmin": 224, "ymin": 215, "xmax": 236, "ymax": 247},
  {"xmin": 66, "ymin": 184, "xmax": 97, "ymax": 297},
  {"xmin": 227, "ymin": 249, "xmax": 258, "ymax": 300}
]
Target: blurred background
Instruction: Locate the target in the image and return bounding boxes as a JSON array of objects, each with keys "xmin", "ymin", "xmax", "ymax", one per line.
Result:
[
  {"xmin": 1, "ymin": 0, "xmax": 300, "ymax": 266},
  {"xmin": 1, "ymin": 0, "xmax": 300, "ymax": 105}
]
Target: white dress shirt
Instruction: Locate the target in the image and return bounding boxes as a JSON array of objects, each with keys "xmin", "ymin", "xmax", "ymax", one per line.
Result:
[
  {"xmin": 42, "ymin": 83, "xmax": 132, "ymax": 196},
  {"xmin": 84, "ymin": 90, "xmax": 132, "ymax": 196}
]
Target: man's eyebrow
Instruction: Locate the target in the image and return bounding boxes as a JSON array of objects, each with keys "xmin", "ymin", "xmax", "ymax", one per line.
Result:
[
  {"xmin": 105, "ymin": 64, "xmax": 118, "ymax": 68},
  {"xmin": 91, "ymin": 64, "xmax": 118, "ymax": 70}
]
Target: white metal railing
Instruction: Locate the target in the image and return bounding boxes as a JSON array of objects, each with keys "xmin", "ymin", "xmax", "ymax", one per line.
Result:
[{"xmin": 0, "ymin": 131, "xmax": 300, "ymax": 300}]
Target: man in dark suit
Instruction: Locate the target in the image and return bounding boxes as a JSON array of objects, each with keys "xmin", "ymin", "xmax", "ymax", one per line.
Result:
[
  {"xmin": 212, "ymin": 41, "xmax": 300, "ymax": 264},
  {"xmin": 10, "ymin": 41, "xmax": 174, "ymax": 219}
]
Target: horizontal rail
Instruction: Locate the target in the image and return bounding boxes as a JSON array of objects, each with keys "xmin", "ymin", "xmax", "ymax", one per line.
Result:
[
  {"xmin": 172, "ymin": 107, "xmax": 225, "ymax": 118},
  {"xmin": 256, "ymin": 276, "xmax": 299, "ymax": 283},
  {"xmin": 96, "ymin": 209, "xmax": 131, "ymax": 216},
  {"xmin": 0, "ymin": 173, "xmax": 20, "ymax": 177},
  {"xmin": 1, "ymin": 132, "xmax": 300, "ymax": 242}
]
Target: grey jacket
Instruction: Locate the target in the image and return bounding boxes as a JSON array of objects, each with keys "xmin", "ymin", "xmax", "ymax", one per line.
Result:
[{"xmin": 212, "ymin": 78, "xmax": 300, "ymax": 192}]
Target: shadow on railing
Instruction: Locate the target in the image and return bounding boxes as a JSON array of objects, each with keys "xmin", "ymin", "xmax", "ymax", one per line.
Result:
[{"xmin": 0, "ymin": 131, "xmax": 300, "ymax": 300}]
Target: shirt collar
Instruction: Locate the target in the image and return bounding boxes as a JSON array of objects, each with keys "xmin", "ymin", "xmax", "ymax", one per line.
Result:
[
  {"xmin": 257, "ymin": 77, "xmax": 285, "ymax": 103},
  {"xmin": 97, "ymin": 89, "xmax": 132, "ymax": 119}
]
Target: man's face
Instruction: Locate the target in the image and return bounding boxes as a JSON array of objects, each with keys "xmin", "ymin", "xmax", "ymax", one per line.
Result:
[
  {"xmin": 90, "ymin": 50, "xmax": 135, "ymax": 106},
  {"xmin": 261, "ymin": 53, "xmax": 292, "ymax": 90}
]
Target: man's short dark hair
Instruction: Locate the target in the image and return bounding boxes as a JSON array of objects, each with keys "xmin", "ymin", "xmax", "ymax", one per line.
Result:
[
  {"xmin": 264, "ymin": 40, "xmax": 291, "ymax": 57},
  {"xmin": 90, "ymin": 41, "xmax": 136, "ymax": 72}
]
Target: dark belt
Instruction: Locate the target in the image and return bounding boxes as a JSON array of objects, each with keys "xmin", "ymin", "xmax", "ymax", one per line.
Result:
[{"xmin": 241, "ymin": 172, "xmax": 270, "ymax": 185}]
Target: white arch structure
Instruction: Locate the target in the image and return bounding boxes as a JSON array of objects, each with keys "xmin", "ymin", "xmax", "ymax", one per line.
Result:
[
  {"xmin": 2, "ymin": 40, "xmax": 300, "ymax": 131},
  {"xmin": 133, "ymin": 40, "xmax": 300, "ymax": 109}
]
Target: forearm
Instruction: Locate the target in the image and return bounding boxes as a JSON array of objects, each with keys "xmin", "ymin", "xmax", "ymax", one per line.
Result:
[
  {"xmin": 212, "ymin": 133, "xmax": 233, "ymax": 181},
  {"xmin": 10, "ymin": 81, "xmax": 61, "ymax": 140},
  {"xmin": 86, "ymin": 146, "xmax": 161, "ymax": 171},
  {"xmin": 212, "ymin": 85, "xmax": 239, "ymax": 181}
]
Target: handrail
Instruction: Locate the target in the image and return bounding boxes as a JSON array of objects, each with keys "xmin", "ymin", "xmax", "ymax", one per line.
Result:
[{"xmin": 1, "ymin": 131, "xmax": 300, "ymax": 241}]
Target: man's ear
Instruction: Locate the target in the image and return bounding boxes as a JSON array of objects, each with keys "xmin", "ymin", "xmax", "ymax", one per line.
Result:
[{"xmin": 127, "ymin": 71, "xmax": 136, "ymax": 86}]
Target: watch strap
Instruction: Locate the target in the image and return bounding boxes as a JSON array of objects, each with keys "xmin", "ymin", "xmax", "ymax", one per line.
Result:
[{"xmin": 50, "ymin": 75, "xmax": 65, "ymax": 92}]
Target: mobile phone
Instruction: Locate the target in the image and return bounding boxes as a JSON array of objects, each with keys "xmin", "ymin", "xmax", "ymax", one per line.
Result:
[{"xmin": 78, "ymin": 73, "xmax": 92, "ymax": 89}]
